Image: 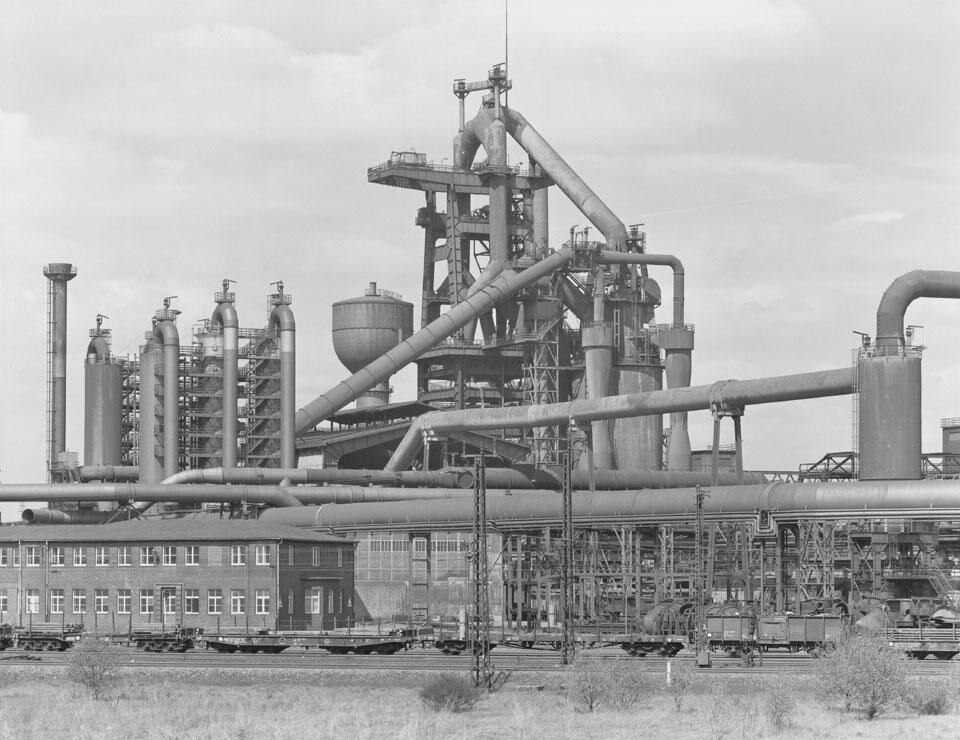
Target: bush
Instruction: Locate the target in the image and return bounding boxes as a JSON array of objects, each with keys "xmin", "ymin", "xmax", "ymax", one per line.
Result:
[
  {"xmin": 566, "ymin": 656, "xmax": 607, "ymax": 712},
  {"xmin": 905, "ymin": 683, "xmax": 951, "ymax": 716},
  {"xmin": 668, "ymin": 660, "xmax": 694, "ymax": 712},
  {"xmin": 817, "ymin": 632, "xmax": 907, "ymax": 720},
  {"xmin": 419, "ymin": 673, "xmax": 480, "ymax": 713},
  {"xmin": 763, "ymin": 677, "xmax": 796, "ymax": 732},
  {"xmin": 606, "ymin": 658, "xmax": 649, "ymax": 710},
  {"xmin": 65, "ymin": 634, "xmax": 123, "ymax": 700}
]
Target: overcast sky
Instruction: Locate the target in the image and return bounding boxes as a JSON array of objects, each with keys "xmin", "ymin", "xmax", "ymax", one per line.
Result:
[{"xmin": 1, "ymin": 1, "xmax": 958, "ymax": 518}]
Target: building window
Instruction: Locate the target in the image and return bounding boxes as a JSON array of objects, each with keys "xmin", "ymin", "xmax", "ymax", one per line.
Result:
[
  {"xmin": 207, "ymin": 590, "xmax": 222, "ymax": 615},
  {"xmin": 73, "ymin": 589, "xmax": 87, "ymax": 614},
  {"xmin": 255, "ymin": 544, "xmax": 270, "ymax": 566},
  {"xmin": 288, "ymin": 545, "xmax": 294, "ymax": 566},
  {"xmin": 184, "ymin": 589, "xmax": 199, "ymax": 615},
  {"xmin": 255, "ymin": 590, "xmax": 270, "ymax": 615},
  {"xmin": 95, "ymin": 546, "xmax": 109, "ymax": 566},
  {"xmin": 312, "ymin": 547, "xmax": 321, "ymax": 566},
  {"xmin": 117, "ymin": 589, "xmax": 131, "ymax": 614},
  {"xmin": 73, "ymin": 548, "xmax": 87, "ymax": 567},
  {"xmin": 50, "ymin": 589, "xmax": 64, "ymax": 615},
  {"xmin": 139, "ymin": 589, "xmax": 154, "ymax": 615},
  {"xmin": 305, "ymin": 587, "xmax": 321, "ymax": 615},
  {"xmin": 337, "ymin": 547, "xmax": 343, "ymax": 568},
  {"xmin": 0, "ymin": 548, "xmax": 7, "ymax": 567},
  {"xmin": 25, "ymin": 589, "xmax": 40, "ymax": 614},
  {"xmin": 140, "ymin": 547, "xmax": 156, "ymax": 566},
  {"xmin": 50, "ymin": 546, "xmax": 64, "ymax": 566},
  {"xmin": 117, "ymin": 547, "xmax": 131, "ymax": 566},
  {"xmin": 231, "ymin": 545, "xmax": 246, "ymax": 566},
  {"xmin": 162, "ymin": 591, "xmax": 177, "ymax": 615},
  {"xmin": 10, "ymin": 548, "xmax": 19, "ymax": 567},
  {"xmin": 25, "ymin": 546, "xmax": 41, "ymax": 567},
  {"xmin": 0, "ymin": 593, "xmax": 7, "ymax": 614},
  {"xmin": 185, "ymin": 546, "xmax": 200, "ymax": 565},
  {"xmin": 95, "ymin": 589, "xmax": 109, "ymax": 614},
  {"xmin": 327, "ymin": 589, "xmax": 334, "ymax": 614},
  {"xmin": 230, "ymin": 590, "xmax": 245, "ymax": 615},
  {"xmin": 162, "ymin": 546, "xmax": 177, "ymax": 566}
]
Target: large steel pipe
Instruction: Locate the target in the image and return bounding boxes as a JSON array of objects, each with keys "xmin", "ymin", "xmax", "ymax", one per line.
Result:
[
  {"xmin": 155, "ymin": 317, "xmax": 180, "ymax": 480},
  {"xmin": 593, "ymin": 250, "xmax": 694, "ymax": 469},
  {"xmin": 386, "ymin": 366, "xmax": 856, "ymax": 470},
  {"xmin": 875, "ymin": 270, "xmax": 960, "ymax": 355},
  {"xmin": 0, "ymin": 484, "xmax": 303, "ymax": 508},
  {"xmin": 260, "ymin": 479, "xmax": 960, "ymax": 531},
  {"xmin": 78, "ymin": 466, "xmax": 140, "ymax": 482},
  {"xmin": 162, "ymin": 466, "xmax": 473, "ymax": 488},
  {"xmin": 268, "ymin": 295, "xmax": 296, "ymax": 468},
  {"xmin": 294, "ymin": 247, "xmax": 574, "ymax": 432},
  {"xmin": 210, "ymin": 284, "xmax": 239, "ymax": 468},
  {"xmin": 502, "ymin": 108, "xmax": 628, "ymax": 251}
]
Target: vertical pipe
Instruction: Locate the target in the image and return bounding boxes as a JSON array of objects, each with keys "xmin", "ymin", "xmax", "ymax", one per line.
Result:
[
  {"xmin": 269, "ymin": 293, "xmax": 297, "ymax": 470},
  {"xmin": 43, "ymin": 263, "xmax": 77, "ymax": 478},
  {"xmin": 138, "ymin": 336, "xmax": 162, "ymax": 484},
  {"xmin": 211, "ymin": 283, "xmax": 239, "ymax": 469}
]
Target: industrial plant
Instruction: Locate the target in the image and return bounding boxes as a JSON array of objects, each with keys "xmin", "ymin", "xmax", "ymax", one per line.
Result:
[{"xmin": 3, "ymin": 65, "xmax": 960, "ymax": 664}]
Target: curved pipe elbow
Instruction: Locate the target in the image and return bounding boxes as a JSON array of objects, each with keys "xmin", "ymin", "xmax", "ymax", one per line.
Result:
[
  {"xmin": 211, "ymin": 302, "xmax": 239, "ymax": 331},
  {"xmin": 876, "ymin": 270, "xmax": 960, "ymax": 353},
  {"xmin": 269, "ymin": 304, "xmax": 296, "ymax": 332},
  {"xmin": 85, "ymin": 336, "xmax": 111, "ymax": 362},
  {"xmin": 154, "ymin": 320, "xmax": 179, "ymax": 347},
  {"xmin": 594, "ymin": 251, "xmax": 685, "ymax": 325}
]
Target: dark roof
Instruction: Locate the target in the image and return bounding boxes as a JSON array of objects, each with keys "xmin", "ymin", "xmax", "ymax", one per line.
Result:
[
  {"xmin": 325, "ymin": 400, "xmax": 437, "ymax": 426},
  {"xmin": 0, "ymin": 518, "xmax": 353, "ymax": 545}
]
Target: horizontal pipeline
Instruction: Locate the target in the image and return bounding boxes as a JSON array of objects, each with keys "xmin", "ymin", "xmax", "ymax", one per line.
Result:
[{"xmin": 257, "ymin": 479, "xmax": 960, "ymax": 531}]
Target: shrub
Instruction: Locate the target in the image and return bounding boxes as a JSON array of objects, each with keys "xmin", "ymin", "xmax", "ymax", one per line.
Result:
[
  {"xmin": 419, "ymin": 673, "xmax": 480, "ymax": 713},
  {"xmin": 566, "ymin": 656, "xmax": 608, "ymax": 712},
  {"xmin": 817, "ymin": 632, "xmax": 907, "ymax": 720},
  {"xmin": 65, "ymin": 634, "xmax": 123, "ymax": 700},
  {"xmin": 763, "ymin": 677, "xmax": 796, "ymax": 732},
  {"xmin": 668, "ymin": 661, "xmax": 694, "ymax": 712},
  {"xmin": 606, "ymin": 658, "xmax": 649, "ymax": 710},
  {"xmin": 905, "ymin": 683, "xmax": 950, "ymax": 716}
]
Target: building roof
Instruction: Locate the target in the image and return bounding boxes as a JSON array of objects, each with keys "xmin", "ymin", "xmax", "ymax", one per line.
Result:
[{"xmin": 0, "ymin": 517, "xmax": 353, "ymax": 545}]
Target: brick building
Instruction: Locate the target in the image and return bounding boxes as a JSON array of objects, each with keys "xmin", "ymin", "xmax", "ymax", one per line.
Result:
[{"xmin": 0, "ymin": 519, "xmax": 355, "ymax": 632}]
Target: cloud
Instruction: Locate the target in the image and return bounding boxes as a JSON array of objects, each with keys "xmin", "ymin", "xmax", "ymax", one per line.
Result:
[{"xmin": 837, "ymin": 211, "xmax": 905, "ymax": 228}]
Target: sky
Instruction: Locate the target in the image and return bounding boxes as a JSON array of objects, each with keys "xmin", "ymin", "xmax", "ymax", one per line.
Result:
[{"xmin": 1, "ymin": 1, "xmax": 958, "ymax": 519}]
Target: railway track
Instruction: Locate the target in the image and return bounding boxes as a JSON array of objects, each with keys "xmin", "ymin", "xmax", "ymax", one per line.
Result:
[{"xmin": 2, "ymin": 646, "xmax": 957, "ymax": 676}]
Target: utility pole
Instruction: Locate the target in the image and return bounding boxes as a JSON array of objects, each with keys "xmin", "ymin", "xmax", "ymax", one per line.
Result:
[
  {"xmin": 560, "ymin": 433, "xmax": 575, "ymax": 664},
  {"xmin": 695, "ymin": 485, "xmax": 711, "ymax": 667},
  {"xmin": 471, "ymin": 456, "xmax": 492, "ymax": 687}
]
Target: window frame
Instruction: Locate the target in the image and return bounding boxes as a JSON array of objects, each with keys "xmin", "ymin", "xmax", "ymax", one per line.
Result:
[
  {"xmin": 50, "ymin": 589, "xmax": 64, "ymax": 615},
  {"xmin": 255, "ymin": 589, "xmax": 270, "ymax": 615},
  {"xmin": 185, "ymin": 545, "xmax": 200, "ymax": 566},
  {"xmin": 73, "ymin": 589, "xmax": 87, "ymax": 615},
  {"xmin": 25, "ymin": 589, "xmax": 41, "ymax": 614},
  {"xmin": 73, "ymin": 547, "xmax": 87, "ymax": 567},
  {"xmin": 231, "ymin": 545, "xmax": 246, "ymax": 566},
  {"xmin": 49, "ymin": 546, "xmax": 64, "ymax": 566},
  {"xmin": 139, "ymin": 589, "xmax": 154, "ymax": 615},
  {"xmin": 140, "ymin": 546, "xmax": 156, "ymax": 567},
  {"xmin": 162, "ymin": 545, "xmax": 177, "ymax": 566},
  {"xmin": 184, "ymin": 589, "xmax": 200, "ymax": 615},
  {"xmin": 24, "ymin": 546, "xmax": 41, "ymax": 567},
  {"xmin": 94, "ymin": 589, "xmax": 109, "ymax": 614},
  {"xmin": 117, "ymin": 546, "xmax": 131, "ymax": 566},
  {"xmin": 255, "ymin": 544, "xmax": 270, "ymax": 566},
  {"xmin": 95, "ymin": 546, "xmax": 110, "ymax": 567},
  {"xmin": 117, "ymin": 589, "xmax": 131, "ymax": 615},
  {"xmin": 207, "ymin": 589, "xmax": 222, "ymax": 615},
  {"xmin": 230, "ymin": 589, "xmax": 245, "ymax": 615}
]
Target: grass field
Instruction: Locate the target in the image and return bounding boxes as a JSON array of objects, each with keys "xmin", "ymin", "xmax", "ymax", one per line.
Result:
[{"xmin": 1, "ymin": 661, "xmax": 960, "ymax": 739}]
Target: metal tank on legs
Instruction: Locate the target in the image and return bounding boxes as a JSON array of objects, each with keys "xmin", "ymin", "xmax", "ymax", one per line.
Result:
[{"xmin": 331, "ymin": 283, "xmax": 414, "ymax": 409}]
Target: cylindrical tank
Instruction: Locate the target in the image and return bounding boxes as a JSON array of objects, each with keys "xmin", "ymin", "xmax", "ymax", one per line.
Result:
[
  {"xmin": 613, "ymin": 364, "xmax": 664, "ymax": 470},
  {"xmin": 582, "ymin": 322, "xmax": 615, "ymax": 469},
  {"xmin": 332, "ymin": 283, "xmax": 414, "ymax": 408},
  {"xmin": 84, "ymin": 331, "xmax": 121, "ymax": 467},
  {"xmin": 138, "ymin": 336, "xmax": 163, "ymax": 484},
  {"xmin": 858, "ymin": 353, "xmax": 922, "ymax": 480}
]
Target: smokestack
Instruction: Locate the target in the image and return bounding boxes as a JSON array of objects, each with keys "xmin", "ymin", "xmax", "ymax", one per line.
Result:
[{"xmin": 43, "ymin": 262, "xmax": 77, "ymax": 480}]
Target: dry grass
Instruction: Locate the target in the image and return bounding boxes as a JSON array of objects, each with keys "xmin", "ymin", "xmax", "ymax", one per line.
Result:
[{"xmin": 0, "ymin": 663, "xmax": 959, "ymax": 739}]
